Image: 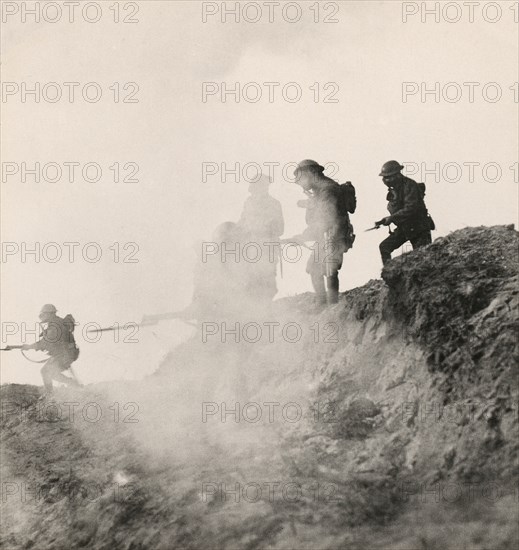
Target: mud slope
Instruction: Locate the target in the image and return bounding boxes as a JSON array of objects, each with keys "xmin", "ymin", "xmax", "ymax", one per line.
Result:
[{"xmin": 1, "ymin": 225, "xmax": 518, "ymax": 550}]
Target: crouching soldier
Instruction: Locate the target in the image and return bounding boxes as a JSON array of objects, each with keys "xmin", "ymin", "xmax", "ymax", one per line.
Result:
[
  {"xmin": 22, "ymin": 304, "xmax": 81, "ymax": 399},
  {"xmin": 375, "ymin": 160, "xmax": 434, "ymax": 265},
  {"xmin": 286, "ymin": 159, "xmax": 356, "ymax": 306}
]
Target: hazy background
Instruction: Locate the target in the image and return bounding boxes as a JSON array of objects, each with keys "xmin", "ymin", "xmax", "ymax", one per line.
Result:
[{"xmin": 1, "ymin": 0, "xmax": 517, "ymax": 385}]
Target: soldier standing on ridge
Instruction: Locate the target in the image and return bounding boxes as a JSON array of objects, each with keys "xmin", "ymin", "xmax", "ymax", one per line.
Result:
[
  {"xmin": 238, "ymin": 174, "xmax": 284, "ymax": 301},
  {"xmin": 374, "ymin": 160, "xmax": 434, "ymax": 266},
  {"xmin": 285, "ymin": 159, "xmax": 356, "ymax": 306},
  {"xmin": 22, "ymin": 304, "xmax": 81, "ymax": 399}
]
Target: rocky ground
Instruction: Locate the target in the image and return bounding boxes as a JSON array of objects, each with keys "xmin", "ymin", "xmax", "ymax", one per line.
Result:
[{"xmin": 1, "ymin": 225, "xmax": 518, "ymax": 550}]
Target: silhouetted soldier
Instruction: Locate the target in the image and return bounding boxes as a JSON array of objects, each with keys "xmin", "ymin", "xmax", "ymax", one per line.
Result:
[
  {"xmin": 238, "ymin": 174, "xmax": 284, "ymax": 301},
  {"xmin": 375, "ymin": 160, "xmax": 434, "ymax": 265},
  {"xmin": 286, "ymin": 160, "xmax": 356, "ymax": 306},
  {"xmin": 22, "ymin": 304, "xmax": 81, "ymax": 399}
]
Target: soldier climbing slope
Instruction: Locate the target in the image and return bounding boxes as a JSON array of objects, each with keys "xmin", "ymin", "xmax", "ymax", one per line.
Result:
[
  {"xmin": 21, "ymin": 304, "xmax": 81, "ymax": 400},
  {"xmin": 374, "ymin": 160, "xmax": 435, "ymax": 265}
]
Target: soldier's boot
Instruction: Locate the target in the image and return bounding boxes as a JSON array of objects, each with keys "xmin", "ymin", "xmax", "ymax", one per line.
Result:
[{"xmin": 326, "ymin": 274, "xmax": 339, "ymax": 305}]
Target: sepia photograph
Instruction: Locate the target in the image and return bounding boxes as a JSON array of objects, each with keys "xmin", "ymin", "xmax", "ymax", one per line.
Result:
[{"xmin": 1, "ymin": 1, "xmax": 518, "ymax": 548}]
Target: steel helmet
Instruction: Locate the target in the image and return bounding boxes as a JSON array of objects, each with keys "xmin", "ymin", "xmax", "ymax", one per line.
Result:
[
  {"xmin": 40, "ymin": 304, "xmax": 57, "ymax": 314},
  {"xmin": 379, "ymin": 160, "xmax": 404, "ymax": 177},
  {"xmin": 293, "ymin": 159, "xmax": 325, "ymax": 176}
]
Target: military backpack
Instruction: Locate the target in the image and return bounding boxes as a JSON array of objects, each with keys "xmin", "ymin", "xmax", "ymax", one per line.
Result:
[{"xmin": 337, "ymin": 181, "xmax": 356, "ymax": 248}]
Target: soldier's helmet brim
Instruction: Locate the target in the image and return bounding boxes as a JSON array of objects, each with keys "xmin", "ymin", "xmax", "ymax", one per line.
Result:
[
  {"xmin": 379, "ymin": 161, "xmax": 404, "ymax": 177},
  {"xmin": 294, "ymin": 159, "xmax": 325, "ymax": 176}
]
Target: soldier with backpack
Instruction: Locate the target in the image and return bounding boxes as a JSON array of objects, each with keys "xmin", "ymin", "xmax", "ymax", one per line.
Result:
[
  {"xmin": 374, "ymin": 160, "xmax": 434, "ymax": 265},
  {"xmin": 22, "ymin": 304, "xmax": 81, "ymax": 399},
  {"xmin": 285, "ymin": 159, "xmax": 356, "ymax": 306}
]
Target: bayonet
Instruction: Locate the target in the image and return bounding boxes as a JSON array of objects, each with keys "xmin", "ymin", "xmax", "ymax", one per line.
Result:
[{"xmin": 365, "ymin": 220, "xmax": 385, "ymax": 232}]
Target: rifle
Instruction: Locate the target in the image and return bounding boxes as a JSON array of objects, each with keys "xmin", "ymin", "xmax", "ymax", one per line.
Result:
[
  {"xmin": 141, "ymin": 311, "xmax": 196, "ymax": 327},
  {"xmin": 0, "ymin": 345, "xmax": 24, "ymax": 351},
  {"xmin": 86, "ymin": 311, "xmax": 196, "ymax": 334}
]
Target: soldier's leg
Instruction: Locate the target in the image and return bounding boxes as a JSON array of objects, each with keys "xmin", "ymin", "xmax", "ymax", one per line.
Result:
[
  {"xmin": 311, "ymin": 271, "xmax": 327, "ymax": 304},
  {"xmin": 410, "ymin": 230, "xmax": 432, "ymax": 250},
  {"xmin": 40, "ymin": 357, "xmax": 60, "ymax": 394},
  {"xmin": 325, "ymin": 252, "xmax": 343, "ymax": 304},
  {"xmin": 326, "ymin": 273, "xmax": 339, "ymax": 304},
  {"xmin": 307, "ymin": 255, "xmax": 327, "ymax": 304},
  {"xmin": 379, "ymin": 228, "xmax": 408, "ymax": 265},
  {"xmin": 42, "ymin": 356, "xmax": 79, "ymax": 391}
]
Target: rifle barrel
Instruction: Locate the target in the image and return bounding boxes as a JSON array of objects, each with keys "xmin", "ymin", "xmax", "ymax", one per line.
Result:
[
  {"xmin": 142, "ymin": 313, "xmax": 197, "ymax": 328},
  {"xmin": 141, "ymin": 312, "xmax": 185, "ymax": 324},
  {"xmin": 86, "ymin": 313, "xmax": 192, "ymax": 334},
  {"xmin": 86, "ymin": 327, "xmax": 119, "ymax": 334}
]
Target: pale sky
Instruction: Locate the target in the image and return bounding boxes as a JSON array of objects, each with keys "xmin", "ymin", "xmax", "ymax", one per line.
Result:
[{"xmin": 1, "ymin": 0, "xmax": 518, "ymax": 384}]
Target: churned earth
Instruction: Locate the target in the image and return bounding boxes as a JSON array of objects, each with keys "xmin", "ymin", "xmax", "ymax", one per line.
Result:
[{"xmin": 1, "ymin": 225, "xmax": 518, "ymax": 550}]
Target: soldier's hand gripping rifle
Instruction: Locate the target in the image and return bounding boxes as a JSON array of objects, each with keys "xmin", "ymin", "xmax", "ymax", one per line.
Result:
[{"xmin": 365, "ymin": 219, "xmax": 387, "ymax": 232}]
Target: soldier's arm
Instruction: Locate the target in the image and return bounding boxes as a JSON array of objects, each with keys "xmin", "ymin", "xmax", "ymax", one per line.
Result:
[{"xmin": 27, "ymin": 334, "xmax": 46, "ymax": 351}]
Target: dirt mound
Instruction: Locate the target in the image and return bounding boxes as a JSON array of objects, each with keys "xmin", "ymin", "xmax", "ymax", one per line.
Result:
[
  {"xmin": 1, "ymin": 226, "xmax": 517, "ymax": 550},
  {"xmin": 381, "ymin": 225, "xmax": 519, "ymax": 477}
]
